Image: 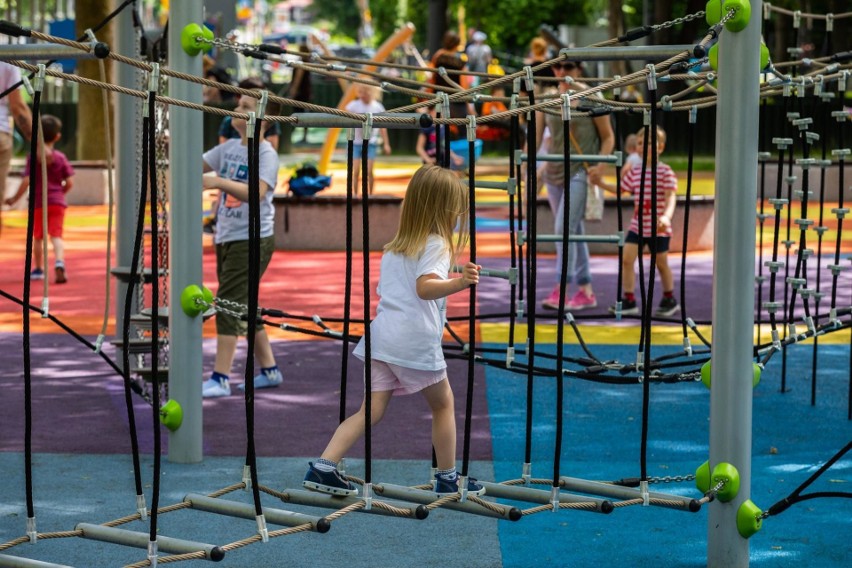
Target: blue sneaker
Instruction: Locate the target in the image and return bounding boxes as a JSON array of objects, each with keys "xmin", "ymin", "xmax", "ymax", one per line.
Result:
[
  {"xmin": 435, "ymin": 473, "xmax": 486, "ymax": 497},
  {"xmin": 30, "ymin": 268, "xmax": 44, "ymax": 280},
  {"xmin": 238, "ymin": 368, "xmax": 283, "ymax": 391},
  {"xmin": 303, "ymin": 462, "xmax": 357, "ymax": 496},
  {"xmin": 202, "ymin": 378, "xmax": 230, "ymax": 398}
]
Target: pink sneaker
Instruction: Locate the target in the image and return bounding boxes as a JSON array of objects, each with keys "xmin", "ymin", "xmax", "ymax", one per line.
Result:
[
  {"xmin": 541, "ymin": 286, "xmax": 563, "ymax": 310},
  {"xmin": 566, "ymin": 289, "xmax": 597, "ymax": 311}
]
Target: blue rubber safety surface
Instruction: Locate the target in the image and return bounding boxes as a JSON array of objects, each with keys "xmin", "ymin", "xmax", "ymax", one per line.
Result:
[{"xmin": 0, "ymin": 342, "xmax": 849, "ymax": 567}]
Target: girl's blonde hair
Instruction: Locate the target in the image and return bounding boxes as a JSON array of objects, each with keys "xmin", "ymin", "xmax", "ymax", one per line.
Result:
[{"xmin": 385, "ymin": 165, "xmax": 469, "ymax": 261}]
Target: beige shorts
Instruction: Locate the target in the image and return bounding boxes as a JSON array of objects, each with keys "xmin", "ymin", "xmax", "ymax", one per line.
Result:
[{"xmin": 0, "ymin": 131, "xmax": 12, "ymax": 204}]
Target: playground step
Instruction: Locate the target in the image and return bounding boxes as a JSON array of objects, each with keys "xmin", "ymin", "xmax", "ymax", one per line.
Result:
[{"xmin": 111, "ymin": 266, "xmax": 167, "ymax": 284}]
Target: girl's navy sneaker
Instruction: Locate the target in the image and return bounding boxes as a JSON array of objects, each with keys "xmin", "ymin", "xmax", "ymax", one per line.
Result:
[
  {"xmin": 303, "ymin": 462, "xmax": 357, "ymax": 496},
  {"xmin": 435, "ymin": 473, "xmax": 486, "ymax": 496}
]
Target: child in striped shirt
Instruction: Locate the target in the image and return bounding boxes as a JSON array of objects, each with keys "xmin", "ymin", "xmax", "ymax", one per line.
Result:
[{"xmin": 594, "ymin": 126, "xmax": 679, "ymax": 317}]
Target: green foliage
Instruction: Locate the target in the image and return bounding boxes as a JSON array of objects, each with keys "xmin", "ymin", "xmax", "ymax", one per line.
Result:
[{"xmin": 311, "ymin": 0, "xmax": 363, "ymax": 42}]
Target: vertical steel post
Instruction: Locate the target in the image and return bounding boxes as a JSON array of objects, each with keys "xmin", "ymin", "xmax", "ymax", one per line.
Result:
[
  {"xmin": 708, "ymin": 3, "xmax": 762, "ymax": 566},
  {"xmin": 167, "ymin": 0, "xmax": 205, "ymax": 463}
]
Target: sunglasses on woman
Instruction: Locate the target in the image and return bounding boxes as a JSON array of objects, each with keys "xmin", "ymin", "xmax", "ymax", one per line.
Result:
[{"xmin": 555, "ymin": 62, "xmax": 577, "ymax": 71}]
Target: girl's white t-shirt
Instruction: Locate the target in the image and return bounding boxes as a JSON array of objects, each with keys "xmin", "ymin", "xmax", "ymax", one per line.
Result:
[
  {"xmin": 203, "ymin": 138, "xmax": 280, "ymax": 244},
  {"xmin": 345, "ymin": 98, "xmax": 386, "ymax": 144},
  {"xmin": 354, "ymin": 235, "xmax": 450, "ymax": 371}
]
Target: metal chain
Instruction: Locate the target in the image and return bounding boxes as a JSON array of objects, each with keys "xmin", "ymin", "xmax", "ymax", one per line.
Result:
[
  {"xmin": 652, "ymin": 11, "xmax": 707, "ymax": 31},
  {"xmin": 647, "ymin": 474, "xmax": 697, "ymax": 484},
  {"xmin": 214, "ymin": 297, "xmax": 251, "ymax": 320}
]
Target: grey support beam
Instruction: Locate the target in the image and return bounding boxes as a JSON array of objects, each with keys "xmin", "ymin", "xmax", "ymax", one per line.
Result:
[
  {"xmin": 0, "ymin": 555, "xmax": 74, "ymax": 568},
  {"xmin": 75, "ymin": 524, "xmax": 224, "ymax": 562},
  {"xmin": 184, "ymin": 493, "xmax": 330, "ymax": 533}
]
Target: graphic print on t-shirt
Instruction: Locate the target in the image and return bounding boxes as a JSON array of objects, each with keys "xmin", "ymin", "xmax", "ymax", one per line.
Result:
[{"xmin": 221, "ymin": 158, "xmax": 248, "ymax": 210}]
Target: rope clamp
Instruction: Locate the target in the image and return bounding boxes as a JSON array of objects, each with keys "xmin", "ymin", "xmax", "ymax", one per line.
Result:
[
  {"xmin": 439, "ymin": 92, "xmax": 450, "ymax": 118},
  {"xmin": 467, "ymin": 114, "xmax": 477, "ymax": 142},
  {"xmin": 523, "ymin": 65, "xmax": 534, "ymax": 91},
  {"xmin": 41, "ymin": 298, "xmax": 49, "ymax": 319},
  {"xmin": 148, "ymin": 62, "xmax": 160, "ymax": 93},
  {"xmin": 256, "ymin": 514, "xmax": 269, "ymax": 543},
  {"xmin": 256, "ymin": 90, "xmax": 268, "ymax": 121},
  {"xmin": 34, "ymin": 63, "xmax": 46, "ymax": 93},
  {"xmin": 646, "ymin": 64, "xmax": 657, "ymax": 91},
  {"xmin": 640, "ymin": 480, "xmax": 650, "ymax": 506},
  {"xmin": 242, "ymin": 464, "xmax": 252, "ymax": 489},
  {"xmin": 513, "ymin": 76, "xmax": 521, "ymax": 95},
  {"xmin": 814, "ymin": 74, "xmax": 824, "ymax": 96},
  {"xmin": 147, "ymin": 539, "xmax": 158, "ymax": 568},
  {"xmin": 762, "ymin": 2, "xmax": 770, "ymax": 20},
  {"xmin": 561, "ymin": 93, "xmax": 571, "ymax": 122},
  {"xmin": 136, "ymin": 494, "xmax": 148, "ymax": 520},
  {"xmin": 27, "ymin": 516, "xmax": 36, "ymax": 543},
  {"xmin": 689, "ymin": 105, "xmax": 697, "ymax": 124},
  {"xmin": 550, "ymin": 486, "xmax": 560, "ymax": 512},
  {"xmin": 661, "ymin": 95, "xmax": 672, "ymax": 112},
  {"xmin": 643, "ymin": 109, "xmax": 651, "ymax": 126},
  {"xmin": 826, "ymin": 14, "xmax": 834, "ymax": 32},
  {"xmin": 246, "ymin": 112, "xmax": 256, "ymax": 139},
  {"xmin": 363, "ymin": 482, "xmax": 373, "ymax": 510},
  {"xmin": 363, "ymin": 113, "xmax": 373, "ymax": 141},
  {"xmin": 839, "ymin": 70, "xmax": 848, "ymax": 92},
  {"xmin": 613, "ymin": 74, "xmax": 621, "ymax": 97},
  {"xmin": 793, "ymin": 10, "xmax": 801, "ymax": 29},
  {"xmin": 509, "ymin": 93, "xmax": 519, "ymax": 111}
]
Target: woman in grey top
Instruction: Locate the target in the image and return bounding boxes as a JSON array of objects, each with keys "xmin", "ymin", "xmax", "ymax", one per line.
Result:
[{"xmin": 534, "ymin": 59, "xmax": 614, "ymax": 311}]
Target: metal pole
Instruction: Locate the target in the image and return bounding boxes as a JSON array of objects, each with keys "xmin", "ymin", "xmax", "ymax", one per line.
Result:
[
  {"xmin": 559, "ymin": 45, "xmax": 694, "ymax": 61},
  {"xmin": 167, "ymin": 0, "xmax": 204, "ymax": 463},
  {"xmin": 708, "ymin": 3, "xmax": 761, "ymax": 567},
  {"xmin": 113, "ymin": 0, "xmax": 141, "ymax": 352}
]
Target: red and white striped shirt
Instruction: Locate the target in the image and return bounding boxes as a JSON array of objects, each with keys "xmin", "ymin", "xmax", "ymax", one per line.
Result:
[{"xmin": 622, "ymin": 162, "xmax": 678, "ymax": 237}]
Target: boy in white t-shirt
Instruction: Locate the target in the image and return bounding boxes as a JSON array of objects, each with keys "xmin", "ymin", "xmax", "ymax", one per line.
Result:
[
  {"xmin": 345, "ymin": 84, "xmax": 391, "ymax": 195},
  {"xmin": 200, "ymin": 91, "xmax": 283, "ymax": 397}
]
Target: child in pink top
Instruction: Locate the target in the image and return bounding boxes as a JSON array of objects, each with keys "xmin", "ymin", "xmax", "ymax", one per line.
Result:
[{"xmin": 6, "ymin": 115, "xmax": 75, "ymax": 283}]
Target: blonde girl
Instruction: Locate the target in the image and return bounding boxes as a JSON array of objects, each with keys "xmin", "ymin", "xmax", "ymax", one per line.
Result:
[{"xmin": 303, "ymin": 165, "xmax": 485, "ymax": 497}]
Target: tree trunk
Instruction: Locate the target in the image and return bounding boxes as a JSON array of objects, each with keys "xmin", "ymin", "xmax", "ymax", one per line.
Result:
[
  {"xmin": 608, "ymin": 0, "xmax": 627, "ymax": 76},
  {"xmin": 75, "ymin": 0, "xmax": 114, "ymax": 161}
]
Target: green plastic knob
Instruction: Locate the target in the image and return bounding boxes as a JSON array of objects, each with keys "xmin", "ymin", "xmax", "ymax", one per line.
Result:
[
  {"xmin": 159, "ymin": 399, "xmax": 183, "ymax": 432},
  {"xmin": 708, "ymin": 43, "xmax": 719, "ymax": 72},
  {"xmin": 180, "ymin": 284, "xmax": 205, "ymax": 317},
  {"xmin": 695, "ymin": 460, "xmax": 711, "ymax": 493},
  {"xmin": 202, "ymin": 285, "xmax": 214, "ymax": 305},
  {"xmin": 700, "ymin": 360, "xmax": 712, "ymax": 389},
  {"xmin": 699, "ymin": 361, "xmax": 761, "ymax": 388},
  {"xmin": 759, "ymin": 42, "xmax": 770, "ymax": 70},
  {"xmin": 723, "ymin": 0, "xmax": 751, "ymax": 32},
  {"xmin": 736, "ymin": 499, "xmax": 764, "ymax": 538},
  {"xmin": 180, "ymin": 23, "xmax": 207, "ymax": 57},
  {"xmin": 200, "ymin": 24, "xmax": 214, "ymax": 43},
  {"xmin": 706, "ymin": 0, "xmax": 722, "ymax": 25},
  {"xmin": 712, "ymin": 462, "xmax": 741, "ymax": 502}
]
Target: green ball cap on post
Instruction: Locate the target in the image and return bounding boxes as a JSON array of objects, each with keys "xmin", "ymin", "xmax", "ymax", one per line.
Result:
[
  {"xmin": 712, "ymin": 462, "xmax": 741, "ymax": 502},
  {"xmin": 180, "ymin": 284, "xmax": 208, "ymax": 317},
  {"xmin": 708, "ymin": 42, "xmax": 770, "ymax": 72},
  {"xmin": 180, "ymin": 22, "xmax": 214, "ymax": 57},
  {"xmin": 737, "ymin": 499, "xmax": 764, "ymax": 538},
  {"xmin": 700, "ymin": 360, "xmax": 761, "ymax": 389},
  {"xmin": 159, "ymin": 399, "xmax": 183, "ymax": 432},
  {"xmin": 706, "ymin": 0, "xmax": 752, "ymax": 31}
]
